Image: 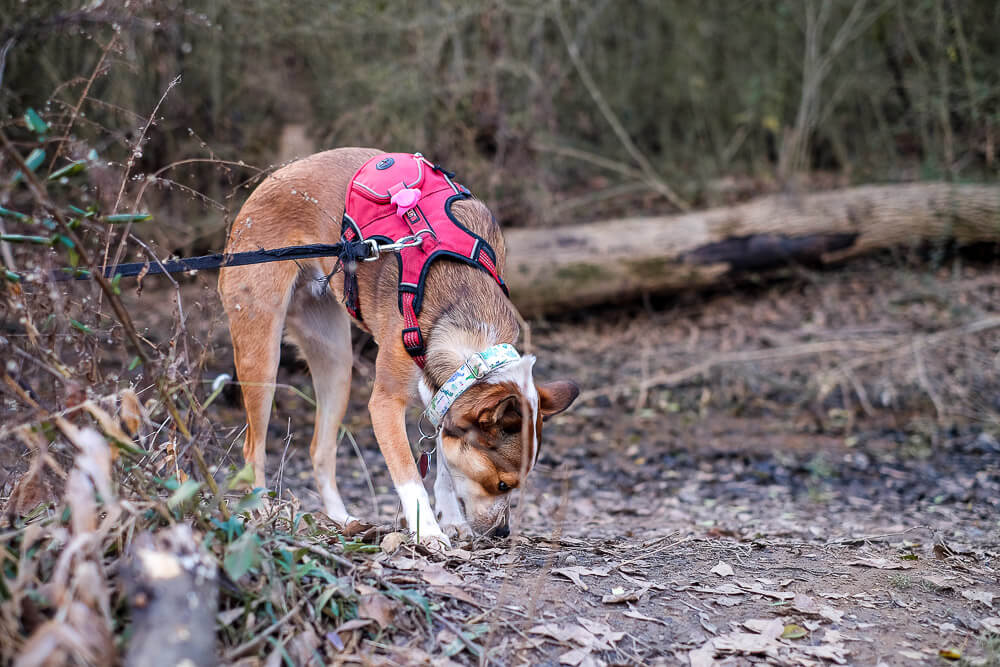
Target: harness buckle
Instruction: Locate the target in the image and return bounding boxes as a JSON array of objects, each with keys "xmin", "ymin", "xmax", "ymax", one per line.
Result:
[{"xmin": 361, "ymin": 238, "xmax": 381, "ymax": 261}]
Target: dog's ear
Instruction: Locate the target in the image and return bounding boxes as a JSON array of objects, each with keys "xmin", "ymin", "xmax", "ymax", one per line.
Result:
[
  {"xmin": 538, "ymin": 380, "xmax": 580, "ymax": 421},
  {"xmin": 479, "ymin": 395, "xmax": 522, "ymax": 435}
]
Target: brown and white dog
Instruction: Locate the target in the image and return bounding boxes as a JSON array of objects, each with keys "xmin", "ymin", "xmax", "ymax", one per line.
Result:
[{"xmin": 218, "ymin": 148, "xmax": 578, "ymax": 545}]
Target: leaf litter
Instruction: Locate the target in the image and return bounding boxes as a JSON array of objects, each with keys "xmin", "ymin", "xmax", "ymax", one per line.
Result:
[{"xmin": 4, "ymin": 255, "xmax": 1000, "ymax": 665}]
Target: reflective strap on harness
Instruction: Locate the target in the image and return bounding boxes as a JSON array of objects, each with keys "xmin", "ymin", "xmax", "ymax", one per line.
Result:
[
  {"xmin": 400, "ymin": 291, "xmax": 427, "ymax": 367},
  {"xmin": 341, "ymin": 226, "xmax": 362, "ymax": 320}
]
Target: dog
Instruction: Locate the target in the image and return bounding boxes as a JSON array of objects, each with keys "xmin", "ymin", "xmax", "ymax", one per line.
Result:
[{"xmin": 218, "ymin": 148, "xmax": 578, "ymax": 545}]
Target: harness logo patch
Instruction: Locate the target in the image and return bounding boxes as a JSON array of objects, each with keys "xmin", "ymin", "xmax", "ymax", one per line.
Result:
[
  {"xmin": 405, "ymin": 209, "xmax": 420, "ymax": 223},
  {"xmin": 375, "ymin": 157, "xmax": 395, "ymax": 170}
]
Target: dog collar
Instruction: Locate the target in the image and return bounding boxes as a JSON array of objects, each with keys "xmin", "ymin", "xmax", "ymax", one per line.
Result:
[{"xmin": 423, "ymin": 343, "xmax": 521, "ymax": 429}]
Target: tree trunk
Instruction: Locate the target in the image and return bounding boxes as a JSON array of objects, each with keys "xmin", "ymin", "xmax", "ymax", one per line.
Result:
[{"xmin": 502, "ymin": 182, "xmax": 1000, "ymax": 316}]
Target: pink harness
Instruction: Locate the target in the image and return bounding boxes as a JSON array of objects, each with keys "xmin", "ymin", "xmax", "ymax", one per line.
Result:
[{"xmin": 340, "ymin": 153, "xmax": 507, "ymax": 368}]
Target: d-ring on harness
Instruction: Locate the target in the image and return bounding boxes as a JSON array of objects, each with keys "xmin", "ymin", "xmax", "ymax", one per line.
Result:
[{"xmin": 415, "ymin": 343, "xmax": 523, "ymax": 478}]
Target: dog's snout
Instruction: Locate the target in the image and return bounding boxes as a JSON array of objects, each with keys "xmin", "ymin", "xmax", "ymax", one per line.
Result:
[{"xmin": 490, "ymin": 522, "xmax": 510, "ymax": 538}]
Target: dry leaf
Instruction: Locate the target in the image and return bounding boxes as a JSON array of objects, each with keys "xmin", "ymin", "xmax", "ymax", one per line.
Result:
[
  {"xmin": 688, "ymin": 643, "xmax": 716, "ymax": 667},
  {"xmin": 430, "ymin": 585, "xmax": 479, "ymax": 607},
  {"xmin": 714, "ymin": 630, "xmax": 780, "ymax": 654},
  {"xmin": 576, "ymin": 617, "xmax": 625, "ymax": 647},
  {"xmin": 529, "ymin": 623, "xmax": 605, "ymax": 649},
  {"xmin": 742, "ymin": 619, "xmax": 784, "ymax": 637},
  {"xmin": 791, "ymin": 593, "xmax": 821, "ymax": 615},
  {"xmin": 820, "ymin": 606, "xmax": 845, "ymax": 624},
  {"xmin": 390, "ymin": 556, "xmax": 421, "ymax": 570},
  {"xmin": 552, "ymin": 566, "xmax": 611, "ymax": 591},
  {"xmin": 713, "ymin": 596, "xmax": 743, "ymax": 607},
  {"xmin": 357, "ymin": 593, "xmax": 397, "ymax": 629},
  {"xmin": 980, "ymin": 617, "xmax": 1000, "ymax": 633},
  {"xmin": 601, "ymin": 585, "xmax": 648, "ymax": 604},
  {"xmin": 7, "ymin": 455, "xmax": 60, "ymax": 518},
  {"xmin": 420, "ymin": 563, "xmax": 463, "ymax": 587},
  {"xmin": 921, "ymin": 575, "xmax": 957, "ymax": 590},
  {"xmin": 823, "ymin": 630, "xmax": 844, "ymax": 643},
  {"xmin": 962, "ymin": 590, "xmax": 995, "ymax": 609},
  {"xmin": 710, "ymin": 561, "xmax": 734, "ymax": 577},
  {"xmin": 734, "ymin": 580, "xmax": 795, "ymax": 600},
  {"xmin": 340, "ymin": 519, "xmax": 373, "ymax": 539},
  {"xmin": 81, "ymin": 401, "xmax": 133, "ymax": 451},
  {"xmin": 693, "ymin": 583, "xmax": 743, "ymax": 595},
  {"xmin": 845, "ymin": 557, "xmax": 913, "ymax": 570},
  {"xmin": 444, "ymin": 547, "xmax": 474, "ymax": 561},
  {"xmin": 899, "ymin": 649, "xmax": 928, "ymax": 660},
  {"xmin": 622, "ymin": 610, "xmax": 669, "ymax": 626},
  {"xmin": 800, "ymin": 644, "xmax": 849, "ymax": 664},
  {"xmin": 558, "ymin": 647, "xmax": 591, "ymax": 666},
  {"xmin": 119, "ymin": 389, "xmax": 145, "ymax": 435},
  {"xmin": 380, "ymin": 532, "xmax": 407, "ymax": 554}
]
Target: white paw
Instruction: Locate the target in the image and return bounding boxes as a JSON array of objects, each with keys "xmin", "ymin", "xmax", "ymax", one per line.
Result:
[
  {"xmin": 416, "ymin": 527, "xmax": 452, "ymax": 550},
  {"xmin": 439, "ymin": 520, "xmax": 473, "ymax": 541}
]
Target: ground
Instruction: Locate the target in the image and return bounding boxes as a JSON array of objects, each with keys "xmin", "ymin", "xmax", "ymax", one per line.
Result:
[
  {"xmin": 3, "ymin": 253, "xmax": 999, "ymax": 665},
  {"xmin": 222, "ymin": 254, "xmax": 1000, "ymax": 665}
]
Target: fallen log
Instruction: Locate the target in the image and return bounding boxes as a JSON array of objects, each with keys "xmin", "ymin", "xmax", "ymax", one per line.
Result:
[{"xmin": 502, "ymin": 183, "xmax": 1000, "ymax": 315}]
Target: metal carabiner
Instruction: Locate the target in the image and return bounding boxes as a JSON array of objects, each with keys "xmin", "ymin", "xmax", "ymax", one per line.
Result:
[
  {"xmin": 361, "ymin": 238, "xmax": 381, "ymax": 261},
  {"xmin": 417, "ymin": 411, "xmax": 440, "ymax": 448}
]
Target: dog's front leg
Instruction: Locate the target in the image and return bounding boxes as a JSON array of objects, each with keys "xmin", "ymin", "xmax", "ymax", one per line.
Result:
[
  {"xmin": 369, "ymin": 382, "xmax": 450, "ymax": 547},
  {"xmin": 433, "ymin": 444, "xmax": 472, "ymax": 539}
]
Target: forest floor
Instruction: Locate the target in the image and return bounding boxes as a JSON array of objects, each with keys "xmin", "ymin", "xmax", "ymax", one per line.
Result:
[
  {"xmin": 217, "ymin": 253, "xmax": 1000, "ymax": 666},
  {"xmin": 4, "ymin": 253, "xmax": 1000, "ymax": 666}
]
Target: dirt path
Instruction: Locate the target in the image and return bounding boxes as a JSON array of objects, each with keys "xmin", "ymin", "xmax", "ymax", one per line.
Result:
[
  {"xmin": 228, "ymin": 255, "xmax": 1000, "ymax": 665},
  {"xmin": 8, "ymin": 253, "xmax": 991, "ymax": 664}
]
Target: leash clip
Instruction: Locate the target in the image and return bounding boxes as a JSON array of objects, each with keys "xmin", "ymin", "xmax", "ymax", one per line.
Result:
[
  {"xmin": 416, "ymin": 411, "xmax": 440, "ymax": 479},
  {"xmin": 362, "ymin": 232, "xmax": 429, "ymax": 261}
]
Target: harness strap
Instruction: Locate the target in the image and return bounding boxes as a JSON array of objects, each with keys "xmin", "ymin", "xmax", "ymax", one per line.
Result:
[
  {"xmin": 340, "ymin": 153, "xmax": 509, "ymax": 370},
  {"xmin": 340, "ymin": 226, "xmax": 363, "ymax": 321},
  {"xmin": 400, "ymin": 291, "xmax": 426, "ymax": 367}
]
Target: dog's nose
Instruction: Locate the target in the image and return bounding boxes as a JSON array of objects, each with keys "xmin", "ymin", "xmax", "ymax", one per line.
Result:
[{"xmin": 490, "ymin": 522, "xmax": 510, "ymax": 538}]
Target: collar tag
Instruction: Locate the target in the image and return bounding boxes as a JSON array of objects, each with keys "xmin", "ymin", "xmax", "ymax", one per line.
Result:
[{"xmin": 423, "ymin": 343, "xmax": 521, "ymax": 429}]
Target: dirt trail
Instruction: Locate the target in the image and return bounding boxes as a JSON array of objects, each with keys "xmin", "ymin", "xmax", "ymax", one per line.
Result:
[{"xmin": 230, "ymin": 255, "xmax": 999, "ymax": 665}]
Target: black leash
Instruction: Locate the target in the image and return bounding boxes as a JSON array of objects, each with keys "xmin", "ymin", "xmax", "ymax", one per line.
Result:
[{"xmin": 54, "ymin": 240, "xmax": 374, "ymax": 281}]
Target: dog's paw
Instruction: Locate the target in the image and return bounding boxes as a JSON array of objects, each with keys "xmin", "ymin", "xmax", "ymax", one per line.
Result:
[
  {"xmin": 440, "ymin": 521, "xmax": 473, "ymax": 541},
  {"xmin": 416, "ymin": 528, "xmax": 452, "ymax": 550}
]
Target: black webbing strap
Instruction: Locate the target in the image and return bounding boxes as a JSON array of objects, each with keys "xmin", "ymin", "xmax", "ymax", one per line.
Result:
[{"xmin": 54, "ymin": 241, "xmax": 374, "ymax": 281}]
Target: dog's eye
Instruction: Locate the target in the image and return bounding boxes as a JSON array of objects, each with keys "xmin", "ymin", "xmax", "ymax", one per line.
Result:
[{"xmin": 498, "ymin": 481, "xmax": 510, "ymax": 493}]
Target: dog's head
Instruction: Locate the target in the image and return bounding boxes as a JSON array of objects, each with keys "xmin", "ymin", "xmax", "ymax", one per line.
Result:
[{"xmin": 437, "ymin": 356, "xmax": 578, "ymax": 536}]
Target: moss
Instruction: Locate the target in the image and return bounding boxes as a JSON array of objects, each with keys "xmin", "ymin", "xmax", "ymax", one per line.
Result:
[
  {"xmin": 627, "ymin": 257, "xmax": 671, "ymax": 280},
  {"xmin": 553, "ymin": 263, "xmax": 611, "ymax": 284}
]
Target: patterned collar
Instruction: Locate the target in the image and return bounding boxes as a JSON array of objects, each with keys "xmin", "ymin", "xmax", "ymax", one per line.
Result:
[{"xmin": 423, "ymin": 343, "xmax": 522, "ymax": 429}]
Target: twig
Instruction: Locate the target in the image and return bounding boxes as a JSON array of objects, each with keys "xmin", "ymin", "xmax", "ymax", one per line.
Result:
[
  {"xmin": 47, "ymin": 34, "xmax": 116, "ymax": 174},
  {"xmin": 0, "ymin": 128, "xmax": 192, "ymax": 440},
  {"xmin": 290, "ymin": 540, "xmax": 356, "ymax": 571},
  {"xmin": 826, "ymin": 525, "xmax": 929, "ymax": 545},
  {"xmin": 433, "ymin": 609, "xmax": 482, "ymax": 658},
  {"xmin": 912, "ymin": 342, "xmax": 945, "ymax": 423},
  {"xmin": 581, "ymin": 315, "xmax": 1000, "ymax": 404},
  {"xmin": 551, "ymin": 6, "xmax": 689, "ymax": 211},
  {"xmin": 223, "ymin": 598, "xmax": 306, "ymax": 661},
  {"xmin": 0, "ymin": 37, "xmax": 14, "ymax": 92},
  {"xmin": 190, "ymin": 444, "xmax": 230, "ymax": 521},
  {"xmin": 578, "ymin": 337, "xmax": 898, "ymax": 403}
]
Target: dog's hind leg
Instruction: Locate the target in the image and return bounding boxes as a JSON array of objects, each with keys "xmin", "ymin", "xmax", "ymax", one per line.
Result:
[
  {"xmin": 220, "ymin": 262, "xmax": 298, "ymax": 488},
  {"xmin": 285, "ymin": 279, "xmax": 355, "ymax": 523}
]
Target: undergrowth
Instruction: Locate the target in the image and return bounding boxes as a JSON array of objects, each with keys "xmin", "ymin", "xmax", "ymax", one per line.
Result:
[{"xmin": 0, "ymin": 66, "xmax": 473, "ymax": 665}]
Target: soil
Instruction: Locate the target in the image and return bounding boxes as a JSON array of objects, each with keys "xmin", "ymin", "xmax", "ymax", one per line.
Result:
[
  {"xmin": 203, "ymin": 254, "xmax": 1000, "ymax": 666},
  {"xmin": 5, "ymin": 253, "xmax": 1000, "ymax": 665}
]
